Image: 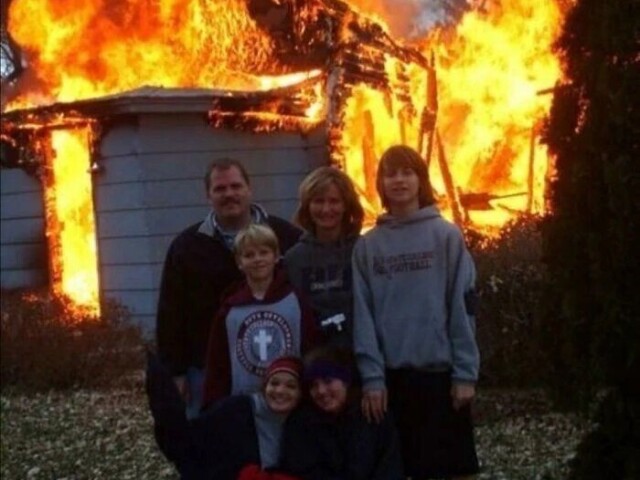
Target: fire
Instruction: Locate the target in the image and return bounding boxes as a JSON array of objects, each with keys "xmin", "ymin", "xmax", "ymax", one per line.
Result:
[
  {"xmin": 43, "ymin": 127, "xmax": 100, "ymax": 316},
  {"xmin": 6, "ymin": 0, "xmax": 328, "ymax": 313},
  {"xmin": 4, "ymin": 0, "xmax": 567, "ymax": 311},
  {"xmin": 425, "ymin": 0, "xmax": 564, "ymax": 227},
  {"xmin": 336, "ymin": 0, "xmax": 564, "ymax": 228},
  {"xmin": 6, "ymin": 0, "xmax": 306, "ymax": 106}
]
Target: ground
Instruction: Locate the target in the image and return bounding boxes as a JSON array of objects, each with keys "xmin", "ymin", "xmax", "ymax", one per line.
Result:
[{"xmin": 0, "ymin": 374, "xmax": 591, "ymax": 479}]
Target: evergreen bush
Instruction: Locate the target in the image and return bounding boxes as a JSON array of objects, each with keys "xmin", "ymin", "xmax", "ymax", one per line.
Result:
[
  {"xmin": 469, "ymin": 216, "xmax": 546, "ymax": 387},
  {"xmin": 540, "ymin": 0, "xmax": 640, "ymax": 477}
]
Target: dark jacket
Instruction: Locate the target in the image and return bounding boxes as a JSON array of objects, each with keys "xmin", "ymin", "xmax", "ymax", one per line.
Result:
[
  {"xmin": 146, "ymin": 351, "xmax": 261, "ymax": 480},
  {"xmin": 156, "ymin": 215, "xmax": 301, "ymax": 376},
  {"xmin": 280, "ymin": 403, "xmax": 404, "ymax": 480},
  {"xmin": 202, "ymin": 268, "xmax": 318, "ymax": 407}
]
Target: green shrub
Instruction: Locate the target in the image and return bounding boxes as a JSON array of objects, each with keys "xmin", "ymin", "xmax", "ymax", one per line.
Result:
[
  {"xmin": 468, "ymin": 215, "xmax": 546, "ymax": 387},
  {"xmin": 538, "ymin": 0, "xmax": 639, "ymax": 476},
  {"xmin": 0, "ymin": 288, "xmax": 146, "ymax": 392}
]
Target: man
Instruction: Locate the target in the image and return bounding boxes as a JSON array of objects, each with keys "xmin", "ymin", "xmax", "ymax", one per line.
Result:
[{"xmin": 156, "ymin": 158, "xmax": 301, "ymax": 418}]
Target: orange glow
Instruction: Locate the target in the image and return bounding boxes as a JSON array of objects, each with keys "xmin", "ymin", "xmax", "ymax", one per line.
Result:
[
  {"xmin": 339, "ymin": 58, "xmax": 428, "ymax": 223},
  {"xmin": 426, "ymin": 0, "xmax": 563, "ymax": 227},
  {"xmin": 6, "ymin": 0, "xmax": 566, "ymax": 244},
  {"xmin": 336, "ymin": 0, "xmax": 563, "ymax": 229},
  {"xmin": 7, "ymin": 0, "xmax": 311, "ymax": 106},
  {"xmin": 44, "ymin": 127, "xmax": 100, "ymax": 316}
]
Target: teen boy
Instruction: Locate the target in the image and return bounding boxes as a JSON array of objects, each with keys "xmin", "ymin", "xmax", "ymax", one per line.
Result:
[
  {"xmin": 352, "ymin": 145, "xmax": 480, "ymax": 480},
  {"xmin": 202, "ymin": 224, "xmax": 317, "ymax": 407}
]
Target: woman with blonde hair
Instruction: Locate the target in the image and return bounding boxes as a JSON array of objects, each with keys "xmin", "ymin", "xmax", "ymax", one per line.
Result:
[{"xmin": 284, "ymin": 166, "xmax": 364, "ymax": 348}]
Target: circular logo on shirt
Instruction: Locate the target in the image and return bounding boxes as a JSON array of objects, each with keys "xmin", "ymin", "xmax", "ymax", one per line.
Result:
[{"xmin": 236, "ymin": 311, "xmax": 294, "ymax": 376}]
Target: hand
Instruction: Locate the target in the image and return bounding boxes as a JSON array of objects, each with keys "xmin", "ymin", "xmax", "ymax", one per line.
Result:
[
  {"xmin": 361, "ymin": 388, "xmax": 387, "ymax": 424},
  {"xmin": 451, "ymin": 383, "xmax": 475, "ymax": 411},
  {"xmin": 173, "ymin": 375, "xmax": 190, "ymax": 403}
]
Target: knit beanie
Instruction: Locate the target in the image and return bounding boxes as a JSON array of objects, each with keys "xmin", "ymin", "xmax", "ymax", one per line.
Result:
[
  {"xmin": 263, "ymin": 356, "xmax": 304, "ymax": 383},
  {"xmin": 303, "ymin": 359, "xmax": 353, "ymax": 386}
]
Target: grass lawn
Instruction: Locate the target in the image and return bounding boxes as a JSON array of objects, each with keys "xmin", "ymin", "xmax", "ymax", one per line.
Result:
[{"xmin": 0, "ymin": 375, "xmax": 590, "ymax": 480}]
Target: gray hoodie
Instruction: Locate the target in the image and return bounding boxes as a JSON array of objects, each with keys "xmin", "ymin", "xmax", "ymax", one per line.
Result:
[
  {"xmin": 352, "ymin": 205, "xmax": 479, "ymax": 390},
  {"xmin": 284, "ymin": 232, "xmax": 358, "ymax": 348}
]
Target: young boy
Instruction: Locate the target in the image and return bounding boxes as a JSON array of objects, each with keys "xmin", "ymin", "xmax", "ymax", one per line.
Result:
[{"xmin": 202, "ymin": 224, "xmax": 317, "ymax": 408}]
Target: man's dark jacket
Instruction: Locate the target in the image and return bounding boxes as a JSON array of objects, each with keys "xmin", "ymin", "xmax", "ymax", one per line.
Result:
[{"xmin": 156, "ymin": 215, "xmax": 301, "ymax": 376}]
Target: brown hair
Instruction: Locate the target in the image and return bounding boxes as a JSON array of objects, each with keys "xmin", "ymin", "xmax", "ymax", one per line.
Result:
[
  {"xmin": 233, "ymin": 224, "xmax": 280, "ymax": 257},
  {"xmin": 375, "ymin": 145, "xmax": 435, "ymax": 210},
  {"xmin": 293, "ymin": 166, "xmax": 364, "ymax": 237},
  {"xmin": 204, "ymin": 158, "xmax": 250, "ymax": 191}
]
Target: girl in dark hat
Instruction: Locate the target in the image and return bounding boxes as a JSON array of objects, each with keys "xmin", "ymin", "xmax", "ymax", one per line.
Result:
[{"xmin": 279, "ymin": 347, "xmax": 403, "ymax": 480}]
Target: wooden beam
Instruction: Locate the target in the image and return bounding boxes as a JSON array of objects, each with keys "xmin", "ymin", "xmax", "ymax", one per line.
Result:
[
  {"xmin": 362, "ymin": 110, "xmax": 378, "ymax": 203},
  {"xmin": 436, "ymin": 130, "xmax": 463, "ymax": 226},
  {"xmin": 526, "ymin": 122, "xmax": 536, "ymax": 213}
]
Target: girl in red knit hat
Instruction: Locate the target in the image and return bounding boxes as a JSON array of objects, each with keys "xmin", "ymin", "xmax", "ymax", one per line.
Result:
[{"xmin": 147, "ymin": 353, "xmax": 305, "ymax": 480}]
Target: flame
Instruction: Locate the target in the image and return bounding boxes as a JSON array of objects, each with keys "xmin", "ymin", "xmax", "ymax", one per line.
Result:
[
  {"xmin": 5, "ymin": 0, "xmax": 567, "ymax": 314},
  {"xmin": 43, "ymin": 127, "xmax": 100, "ymax": 316},
  {"xmin": 338, "ymin": 58, "xmax": 427, "ymax": 222},
  {"xmin": 7, "ymin": 0, "xmax": 566, "ymax": 229},
  {"xmin": 6, "ymin": 0, "xmax": 327, "ymax": 313},
  {"xmin": 427, "ymin": 0, "xmax": 563, "ymax": 227},
  {"xmin": 7, "ymin": 0, "xmax": 313, "ymax": 106},
  {"xmin": 336, "ymin": 0, "xmax": 563, "ymax": 229}
]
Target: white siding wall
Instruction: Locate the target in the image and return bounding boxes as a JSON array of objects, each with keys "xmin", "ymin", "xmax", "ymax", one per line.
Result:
[
  {"xmin": 95, "ymin": 113, "xmax": 327, "ymax": 334},
  {"xmin": 0, "ymin": 169, "xmax": 48, "ymax": 288}
]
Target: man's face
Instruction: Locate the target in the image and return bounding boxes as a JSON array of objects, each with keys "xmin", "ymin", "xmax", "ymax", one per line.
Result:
[{"xmin": 207, "ymin": 166, "xmax": 252, "ymax": 226}]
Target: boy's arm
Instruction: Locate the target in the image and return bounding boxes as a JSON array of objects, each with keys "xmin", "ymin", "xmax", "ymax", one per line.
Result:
[
  {"xmin": 352, "ymin": 239, "xmax": 386, "ymax": 391},
  {"xmin": 446, "ymin": 228, "xmax": 480, "ymax": 385}
]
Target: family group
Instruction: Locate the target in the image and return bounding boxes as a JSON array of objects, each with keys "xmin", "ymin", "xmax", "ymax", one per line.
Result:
[{"xmin": 146, "ymin": 144, "xmax": 480, "ymax": 480}]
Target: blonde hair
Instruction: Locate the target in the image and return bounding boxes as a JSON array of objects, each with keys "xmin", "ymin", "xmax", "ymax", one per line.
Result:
[
  {"xmin": 234, "ymin": 224, "xmax": 280, "ymax": 257},
  {"xmin": 293, "ymin": 166, "xmax": 364, "ymax": 237}
]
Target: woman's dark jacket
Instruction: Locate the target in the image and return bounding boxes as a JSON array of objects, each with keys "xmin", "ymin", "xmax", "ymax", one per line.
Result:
[{"xmin": 279, "ymin": 402, "xmax": 404, "ymax": 480}]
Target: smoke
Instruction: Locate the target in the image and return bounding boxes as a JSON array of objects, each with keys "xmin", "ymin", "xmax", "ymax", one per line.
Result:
[
  {"xmin": 347, "ymin": 0, "xmax": 472, "ymax": 39},
  {"xmin": 346, "ymin": 0, "xmax": 421, "ymax": 37}
]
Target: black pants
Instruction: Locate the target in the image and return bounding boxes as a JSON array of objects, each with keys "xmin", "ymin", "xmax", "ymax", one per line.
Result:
[{"xmin": 386, "ymin": 369, "xmax": 479, "ymax": 479}]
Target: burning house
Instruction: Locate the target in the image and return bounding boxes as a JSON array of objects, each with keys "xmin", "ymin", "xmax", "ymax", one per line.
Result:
[
  {"xmin": 1, "ymin": 84, "xmax": 329, "ymax": 329},
  {"xmin": 0, "ymin": 0, "xmax": 565, "ymax": 329}
]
